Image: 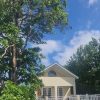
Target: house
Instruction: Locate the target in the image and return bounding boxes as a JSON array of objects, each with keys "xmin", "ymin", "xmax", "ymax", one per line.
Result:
[{"xmin": 36, "ymin": 63, "xmax": 78, "ymax": 100}]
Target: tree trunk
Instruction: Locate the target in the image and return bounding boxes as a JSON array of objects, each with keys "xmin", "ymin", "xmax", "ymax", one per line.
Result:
[
  {"xmin": 12, "ymin": 0, "xmax": 18, "ymax": 83},
  {"xmin": 12, "ymin": 44, "xmax": 17, "ymax": 83}
]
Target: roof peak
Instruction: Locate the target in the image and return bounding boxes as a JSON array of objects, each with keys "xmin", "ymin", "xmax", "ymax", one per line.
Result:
[{"xmin": 44, "ymin": 63, "xmax": 79, "ymax": 79}]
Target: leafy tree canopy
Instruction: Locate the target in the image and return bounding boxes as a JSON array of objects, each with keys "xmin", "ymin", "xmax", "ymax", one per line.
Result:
[
  {"xmin": 65, "ymin": 38, "xmax": 100, "ymax": 94},
  {"xmin": 0, "ymin": 0, "xmax": 68, "ymax": 83},
  {"xmin": 0, "ymin": 0, "xmax": 68, "ymax": 99}
]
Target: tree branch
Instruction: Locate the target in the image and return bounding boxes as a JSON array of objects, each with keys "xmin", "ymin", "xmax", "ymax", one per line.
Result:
[{"xmin": 1, "ymin": 44, "xmax": 14, "ymax": 58}]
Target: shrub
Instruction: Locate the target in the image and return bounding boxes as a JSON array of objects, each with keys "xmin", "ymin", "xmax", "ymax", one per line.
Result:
[{"xmin": 0, "ymin": 81, "xmax": 37, "ymax": 100}]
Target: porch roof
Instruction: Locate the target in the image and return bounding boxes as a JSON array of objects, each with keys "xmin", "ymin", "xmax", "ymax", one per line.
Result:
[{"xmin": 39, "ymin": 77, "xmax": 75, "ymax": 86}]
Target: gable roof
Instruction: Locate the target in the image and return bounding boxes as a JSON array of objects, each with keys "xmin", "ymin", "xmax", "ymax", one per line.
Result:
[{"xmin": 44, "ymin": 63, "xmax": 79, "ymax": 79}]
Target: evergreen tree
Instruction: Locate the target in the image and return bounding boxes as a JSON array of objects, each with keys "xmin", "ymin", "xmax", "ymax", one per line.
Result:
[{"xmin": 65, "ymin": 38, "xmax": 100, "ymax": 94}]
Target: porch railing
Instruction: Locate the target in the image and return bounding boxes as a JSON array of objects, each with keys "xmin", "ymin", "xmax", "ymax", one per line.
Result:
[
  {"xmin": 67, "ymin": 95, "xmax": 100, "ymax": 100},
  {"xmin": 37, "ymin": 94, "xmax": 100, "ymax": 100},
  {"xmin": 37, "ymin": 96, "xmax": 63, "ymax": 100}
]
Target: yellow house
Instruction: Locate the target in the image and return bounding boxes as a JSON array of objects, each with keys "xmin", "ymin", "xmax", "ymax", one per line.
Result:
[{"xmin": 36, "ymin": 63, "xmax": 78, "ymax": 100}]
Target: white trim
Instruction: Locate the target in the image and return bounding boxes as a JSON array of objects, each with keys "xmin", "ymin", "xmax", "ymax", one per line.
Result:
[{"xmin": 44, "ymin": 63, "xmax": 79, "ymax": 79}]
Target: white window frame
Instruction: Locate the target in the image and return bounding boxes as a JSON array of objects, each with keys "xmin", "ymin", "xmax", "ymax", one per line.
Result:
[
  {"xmin": 57, "ymin": 87, "xmax": 63, "ymax": 97},
  {"xmin": 42, "ymin": 87, "xmax": 52, "ymax": 97}
]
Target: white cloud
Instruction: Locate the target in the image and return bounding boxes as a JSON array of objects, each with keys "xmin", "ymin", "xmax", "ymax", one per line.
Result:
[
  {"xmin": 38, "ymin": 40, "xmax": 62, "ymax": 56},
  {"xmin": 41, "ymin": 57, "xmax": 50, "ymax": 66},
  {"xmin": 37, "ymin": 40, "xmax": 63, "ymax": 65},
  {"xmin": 88, "ymin": 0, "xmax": 98, "ymax": 6},
  {"xmin": 53, "ymin": 30, "xmax": 100, "ymax": 65},
  {"xmin": 37, "ymin": 30, "xmax": 100, "ymax": 66}
]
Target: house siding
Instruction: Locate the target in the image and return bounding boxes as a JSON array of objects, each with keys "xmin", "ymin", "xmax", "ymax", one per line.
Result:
[
  {"xmin": 39, "ymin": 77, "xmax": 75, "ymax": 86},
  {"xmin": 36, "ymin": 63, "xmax": 78, "ymax": 98}
]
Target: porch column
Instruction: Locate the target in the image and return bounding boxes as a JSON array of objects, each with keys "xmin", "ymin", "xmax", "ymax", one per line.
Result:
[
  {"xmin": 73, "ymin": 86, "xmax": 76, "ymax": 95},
  {"xmin": 55, "ymin": 86, "xmax": 57, "ymax": 100}
]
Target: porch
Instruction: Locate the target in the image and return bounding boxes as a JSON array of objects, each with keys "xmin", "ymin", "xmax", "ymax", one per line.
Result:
[{"xmin": 36, "ymin": 86, "xmax": 74, "ymax": 100}]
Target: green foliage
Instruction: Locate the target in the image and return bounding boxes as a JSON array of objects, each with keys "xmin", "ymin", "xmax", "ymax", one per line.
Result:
[
  {"xmin": 0, "ymin": 80, "xmax": 42, "ymax": 100},
  {"xmin": 0, "ymin": 81, "xmax": 25, "ymax": 100},
  {"xmin": 65, "ymin": 38, "xmax": 100, "ymax": 94},
  {"xmin": 0, "ymin": 23, "xmax": 20, "ymax": 48},
  {"xmin": 0, "ymin": 0, "xmax": 68, "ymax": 99},
  {"xmin": 0, "ymin": 47, "xmax": 44, "ymax": 84},
  {"xmin": 0, "ymin": 0, "xmax": 68, "ymax": 82},
  {"xmin": 0, "ymin": 0, "xmax": 68, "ymax": 44}
]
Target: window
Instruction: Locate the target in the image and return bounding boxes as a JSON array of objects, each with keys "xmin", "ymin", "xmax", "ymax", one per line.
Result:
[
  {"xmin": 48, "ymin": 70, "xmax": 56, "ymax": 77},
  {"xmin": 42, "ymin": 88, "xmax": 51, "ymax": 97},
  {"xmin": 58, "ymin": 87, "xmax": 63, "ymax": 97},
  {"xmin": 48, "ymin": 88, "xmax": 51, "ymax": 97},
  {"xmin": 43, "ymin": 88, "xmax": 47, "ymax": 96},
  {"xmin": 71, "ymin": 87, "xmax": 73, "ymax": 95}
]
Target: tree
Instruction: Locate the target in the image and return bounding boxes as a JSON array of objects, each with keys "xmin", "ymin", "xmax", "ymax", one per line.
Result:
[
  {"xmin": 0, "ymin": 0, "xmax": 68, "ymax": 99},
  {"xmin": 65, "ymin": 38, "xmax": 100, "ymax": 94},
  {"xmin": 0, "ymin": 0, "xmax": 68, "ymax": 83}
]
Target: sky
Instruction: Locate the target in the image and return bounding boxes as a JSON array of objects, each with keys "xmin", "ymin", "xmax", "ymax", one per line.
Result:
[{"xmin": 34, "ymin": 0, "xmax": 100, "ymax": 66}]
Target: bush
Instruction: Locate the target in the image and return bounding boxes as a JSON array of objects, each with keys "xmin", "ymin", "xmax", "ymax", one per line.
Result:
[{"xmin": 0, "ymin": 81, "xmax": 37, "ymax": 100}]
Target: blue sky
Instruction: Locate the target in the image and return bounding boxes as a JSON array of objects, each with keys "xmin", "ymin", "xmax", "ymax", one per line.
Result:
[{"xmin": 36, "ymin": 0, "xmax": 100, "ymax": 66}]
